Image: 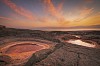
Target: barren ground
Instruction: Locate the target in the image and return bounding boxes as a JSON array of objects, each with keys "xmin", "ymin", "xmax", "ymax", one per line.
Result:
[{"xmin": 0, "ymin": 26, "xmax": 100, "ymax": 66}]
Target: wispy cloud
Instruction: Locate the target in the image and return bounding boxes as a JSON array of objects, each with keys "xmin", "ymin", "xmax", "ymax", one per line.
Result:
[
  {"xmin": 57, "ymin": 0, "xmax": 64, "ymax": 12},
  {"xmin": 43, "ymin": 0, "xmax": 66, "ymax": 20},
  {"xmin": 2, "ymin": 0, "xmax": 36, "ymax": 20},
  {"xmin": 0, "ymin": 16, "xmax": 37, "ymax": 28},
  {"xmin": 43, "ymin": 0, "xmax": 69, "ymax": 26},
  {"xmin": 0, "ymin": 16, "xmax": 14, "ymax": 21},
  {"xmin": 80, "ymin": 7, "xmax": 93, "ymax": 16},
  {"xmin": 74, "ymin": 7, "xmax": 94, "ymax": 22},
  {"xmin": 80, "ymin": 12, "xmax": 100, "ymax": 25}
]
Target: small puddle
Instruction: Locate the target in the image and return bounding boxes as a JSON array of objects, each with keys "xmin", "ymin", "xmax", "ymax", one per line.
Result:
[
  {"xmin": 72, "ymin": 35, "xmax": 81, "ymax": 38},
  {"xmin": 67, "ymin": 40, "xmax": 96, "ymax": 48}
]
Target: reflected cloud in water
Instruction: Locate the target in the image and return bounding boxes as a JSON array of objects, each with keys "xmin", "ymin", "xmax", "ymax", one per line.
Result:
[{"xmin": 67, "ymin": 40, "xmax": 95, "ymax": 48}]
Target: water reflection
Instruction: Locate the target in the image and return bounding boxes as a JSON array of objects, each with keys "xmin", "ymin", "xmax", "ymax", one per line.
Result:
[
  {"xmin": 67, "ymin": 40, "xmax": 95, "ymax": 48},
  {"xmin": 72, "ymin": 35, "xmax": 80, "ymax": 38}
]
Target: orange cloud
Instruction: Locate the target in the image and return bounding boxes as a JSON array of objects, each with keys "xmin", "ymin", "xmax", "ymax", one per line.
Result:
[
  {"xmin": 80, "ymin": 7, "xmax": 93, "ymax": 17},
  {"xmin": 0, "ymin": 16, "xmax": 14, "ymax": 21},
  {"xmin": 43, "ymin": 0, "xmax": 69, "ymax": 26},
  {"xmin": 74, "ymin": 7, "xmax": 94, "ymax": 22},
  {"xmin": 2, "ymin": 0, "xmax": 36, "ymax": 20},
  {"xmin": 57, "ymin": 0, "xmax": 64, "ymax": 12},
  {"xmin": 43, "ymin": 0, "xmax": 64, "ymax": 20},
  {"xmin": 80, "ymin": 13, "xmax": 100, "ymax": 26},
  {"xmin": 0, "ymin": 16, "xmax": 37, "ymax": 28},
  {"xmin": 0, "ymin": 16, "xmax": 26, "ymax": 23}
]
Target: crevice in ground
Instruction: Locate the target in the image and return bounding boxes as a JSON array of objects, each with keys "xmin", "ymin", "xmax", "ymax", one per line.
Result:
[
  {"xmin": 76, "ymin": 53, "xmax": 80, "ymax": 66},
  {"xmin": 24, "ymin": 42, "xmax": 64, "ymax": 66},
  {"xmin": 66, "ymin": 50, "xmax": 100, "ymax": 64}
]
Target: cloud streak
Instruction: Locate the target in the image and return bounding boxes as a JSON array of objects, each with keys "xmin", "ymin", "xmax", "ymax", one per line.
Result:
[
  {"xmin": 73, "ymin": 7, "xmax": 94, "ymax": 22},
  {"xmin": 43, "ymin": 0, "xmax": 69, "ymax": 26},
  {"xmin": 43, "ymin": 0, "xmax": 65, "ymax": 20},
  {"xmin": 2, "ymin": 0, "xmax": 36, "ymax": 20},
  {"xmin": 57, "ymin": 0, "xmax": 64, "ymax": 13},
  {"xmin": 0, "ymin": 16, "xmax": 14, "ymax": 21},
  {"xmin": 80, "ymin": 7, "xmax": 93, "ymax": 17}
]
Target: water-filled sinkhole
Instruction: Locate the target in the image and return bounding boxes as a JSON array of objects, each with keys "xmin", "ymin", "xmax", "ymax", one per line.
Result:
[
  {"xmin": 67, "ymin": 40, "xmax": 96, "ymax": 48},
  {"xmin": 0, "ymin": 41, "xmax": 50, "ymax": 64}
]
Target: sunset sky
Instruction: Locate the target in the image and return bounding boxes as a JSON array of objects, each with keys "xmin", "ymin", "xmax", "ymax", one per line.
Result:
[{"xmin": 0, "ymin": 0, "xmax": 100, "ymax": 30}]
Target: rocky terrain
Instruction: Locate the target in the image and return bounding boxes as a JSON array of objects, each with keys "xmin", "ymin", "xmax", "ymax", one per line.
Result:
[{"xmin": 0, "ymin": 25, "xmax": 100, "ymax": 66}]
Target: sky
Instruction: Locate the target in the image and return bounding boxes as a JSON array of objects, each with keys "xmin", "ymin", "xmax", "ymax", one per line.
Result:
[{"xmin": 0, "ymin": 0, "xmax": 100, "ymax": 30}]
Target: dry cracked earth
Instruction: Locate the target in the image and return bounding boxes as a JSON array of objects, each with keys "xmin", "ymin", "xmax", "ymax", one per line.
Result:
[{"xmin": 0, "ymin": 25, "xmax": 100, "ymax": 66}]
